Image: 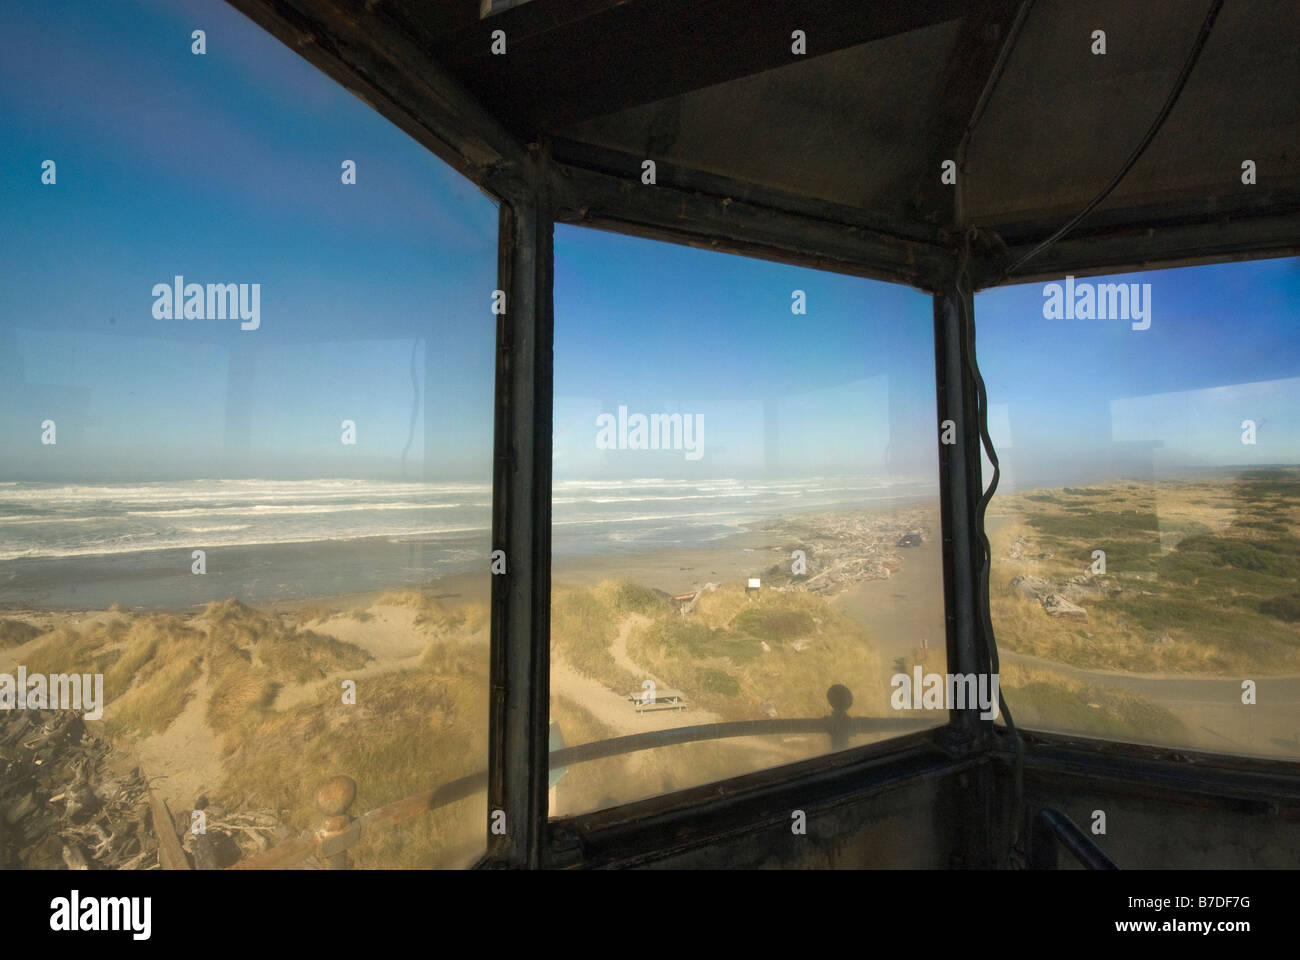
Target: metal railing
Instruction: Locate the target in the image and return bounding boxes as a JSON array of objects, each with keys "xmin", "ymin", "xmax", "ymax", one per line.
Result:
[
  {"xmin": 1027, "ymin": 807, "xmax": 1119, "ymax": 870},
  {"xmin": 229, "ymin": 683, "xmax": 935, "ymax": 869}
]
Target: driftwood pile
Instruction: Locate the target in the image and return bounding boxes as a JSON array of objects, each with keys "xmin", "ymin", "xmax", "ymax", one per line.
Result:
[
  {"xmin": 0, "ymin": 710, "xmax": 158, "ymax": 870},
  {"xmin": 0, "ymin": 710, "xmax": 294, "ymax": 869},
  {"xmin": 759, "ymin": 509, "xmax": 933, "ymax": 596},
  {"xmin": 179, "ymin": 797, "xmax": 296, "ymax": 869}
]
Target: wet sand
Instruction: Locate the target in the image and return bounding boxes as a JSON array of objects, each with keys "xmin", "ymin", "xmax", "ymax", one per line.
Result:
[
  {"xmin": 831, "ymin": 534, "xmax": 945, "ymax": 669},
  {"xmin": 1, "ymin": 499, "xmax": 938, "ymax": 616},
  {"xmin": 0, "ymin": 535, "xmax": 490, "ymax": 613}
]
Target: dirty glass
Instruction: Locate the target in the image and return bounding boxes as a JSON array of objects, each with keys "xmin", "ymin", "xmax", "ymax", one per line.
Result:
[
  {"xmin": 548, "ymin": 226, "xmax": 949, "ymax": 817},
  {"xmin": 0, "ymin": 0, "xmax": 496, "ymax": 869},
  {"xmin": 977, "ymin": 258, "xmax": 1300, "ymax": 760}
]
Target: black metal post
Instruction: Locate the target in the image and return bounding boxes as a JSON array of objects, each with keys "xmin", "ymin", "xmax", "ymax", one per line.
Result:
[
  {"xmin": 933, "ymin": 283, "xmax": 983, "ymax": 744},
  {"xmin": 486, "ymin": 164, "xmax": 554, "ymax": 868}
]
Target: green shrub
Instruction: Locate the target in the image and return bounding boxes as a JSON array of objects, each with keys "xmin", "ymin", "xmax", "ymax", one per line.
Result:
[
  {"xmin": 1260, "ymin": 594, "xmax": 1300, "ymax": 623},
  {"xmin": 695, "ymin": 668, "xmax": 740, "ymax": 697},
  {"xmin": 731, "ymin": 608, "xmax": 814, "ymax": 641}
]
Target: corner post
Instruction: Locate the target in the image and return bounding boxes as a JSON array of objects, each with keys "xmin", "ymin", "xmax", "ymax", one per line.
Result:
[
  {"xmin": 486, "ymin": 153, "xmax": 554, "ymax": 868},
  {"xmin": 933, "ymin": 280, "xmax": 985, "ymax": 745}
]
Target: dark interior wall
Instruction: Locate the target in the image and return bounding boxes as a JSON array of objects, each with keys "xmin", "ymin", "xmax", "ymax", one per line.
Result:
[
  {"xmin": 604, "ymin": 745, "xmax": 1300, "ymax": 869},
  {"xmin": 993, "ymin": 764, "xmax": 1300, "ymax": 870},
  {"xmin": 635, "ymin": 772, "xmax": 964, "ymax": 869}
]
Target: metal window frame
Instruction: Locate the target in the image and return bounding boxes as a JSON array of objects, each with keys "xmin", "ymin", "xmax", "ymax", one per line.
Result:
[
  {"xmin": 487, "ymin": 172, "xmax": 555, "ymax": 868},
  {"xmin": 513, "ymin": 159, "xmax": 995, "ymax": 867},
  {"xmin": 478, "ymin": 161, "xmax": 1300, "ymax": 867},
  {"xmin": 221, "ymin": 0, "xmax": 1300, "ymax": 869}
]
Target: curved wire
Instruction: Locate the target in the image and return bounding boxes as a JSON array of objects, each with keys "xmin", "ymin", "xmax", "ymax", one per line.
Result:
[
  {"xmin": 1004, "ymin": 0, "xmax": 1225, "ymax": 278},
  {"xmin": 957, "ymin": 232, "xmax": 1025, "ymax": 867}
]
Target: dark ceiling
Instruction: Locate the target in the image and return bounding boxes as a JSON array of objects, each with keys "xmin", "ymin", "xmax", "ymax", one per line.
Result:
[{"xmin": 228, "ymin": 0, "xmax": 1300, "ymax": 287}]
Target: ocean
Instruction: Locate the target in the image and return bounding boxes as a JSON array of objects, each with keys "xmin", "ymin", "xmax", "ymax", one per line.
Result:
[{"xmin": 0, "ymin": 476, "xmax": 936, "ymax": 609}]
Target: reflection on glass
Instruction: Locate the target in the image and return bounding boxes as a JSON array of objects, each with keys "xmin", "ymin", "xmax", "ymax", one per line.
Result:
[
  {"xmin": 0, "ymin": 0, "xmax": 496, "ymax": 868},
  {"xmin": 549, "ymin": 227, "xmax": 947, "ymax": 816},
  {"xmin": 978, "ymin": 258, "xmax": 1300, "ymax": 759}
]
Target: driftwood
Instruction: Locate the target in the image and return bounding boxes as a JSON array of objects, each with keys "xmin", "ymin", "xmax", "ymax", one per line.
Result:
[
  {"xmin": 143, "ymin": 776, "xmax": 189, "ymax": 871},
  {"xmin": 0, "ymin": 710, "xmax": 292, "ymax": 869},
  {"xmin": 0, "ymin": 710, "xmax": 157, "ymax": 870}
]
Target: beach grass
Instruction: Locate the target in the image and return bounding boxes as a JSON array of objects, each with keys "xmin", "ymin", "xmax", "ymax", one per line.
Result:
[
  {"xmin": 998, "ymin": 663, "xmax": 1187, "ymax": 742},
  {"xmin": 550, "ymin": 581, "xmax": 645, "ymax": 694},
  {"xmin": 217, "ymin": 649, "xmax": 489, "ymax": 869},
  {"xmin": 0, "ymin": 618, "xmax": 43, "ymax": 648},
  {"xmin": 11, "ymin": 475, "xmax": 1286, "ymax": 865},
  {"xmin": 989, "ymin": 468, "xmax": 1300, "ymax": 675},
  {"xmin": 626, "ymin": 582, "xmax": 886, "ymax": 719}
]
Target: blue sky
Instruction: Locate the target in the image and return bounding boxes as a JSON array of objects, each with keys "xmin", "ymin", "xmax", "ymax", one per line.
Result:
[
  {"xmin": 976, "ymin": 259, "xmax": 1300, "ymax": 489},
  {"xmin": 1, "ymin": 0, "xmax": 1295, "ymax": 487},
  {"xmin": 0, "ymin": 0, "xmax": 498, "ymax": 480},
  {"xmin": 553, "ymin": 225, "xmax": 937, "ymax": 479}
]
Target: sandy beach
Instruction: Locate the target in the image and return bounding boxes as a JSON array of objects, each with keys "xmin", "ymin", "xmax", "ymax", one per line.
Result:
[
  {"xmin": 0, "ymin": 496, "xmax": 948, "ymax": 861},
  {"xmin": 18, "ymin": 469, "xmax": 1294, "ymax": 869}
]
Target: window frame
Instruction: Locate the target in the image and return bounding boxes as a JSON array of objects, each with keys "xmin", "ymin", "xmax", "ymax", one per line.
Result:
[
  {"xmin": 490, "ymin": 174, "xmax": 1300, "ymax": 867},
  {"xmin": 218, "ymin": 0, "xmax": 1300, "ymax": 868},
  {"xmin": 482, "ymin": 163, "xmax": 988, "ymax": 868}
]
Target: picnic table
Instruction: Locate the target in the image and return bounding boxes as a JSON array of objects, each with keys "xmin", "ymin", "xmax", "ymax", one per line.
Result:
[{"xmin": 626, "ymin": 688, "xmax": 688, "ymax": 713}]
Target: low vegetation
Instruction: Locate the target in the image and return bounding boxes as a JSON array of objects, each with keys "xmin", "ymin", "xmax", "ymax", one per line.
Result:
[
  {"xmin": 0, "ymin": 618, "xmax": 43, "ymax": 648},
  {"xmin": 628, "ymin": 584, "xmax": 885, "ymax": 719},
  {"xmin": 998, "ymin": 663, "xmax": 1187, "ymax": 743},
  {"xmin": 989, "ymin": 468, "xmax": 1300, "ymax": 674}
]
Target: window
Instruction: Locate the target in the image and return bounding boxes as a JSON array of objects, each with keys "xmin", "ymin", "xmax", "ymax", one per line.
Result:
[
  {"xmin": 977, "ymin": 258, "xmax": 1300, "ymax": 759},
  {"xmin": 548, "ymin": 226, "xmax": 947, "ymax": 815},
  {"xmin": 0, "ymin": 0, "xmax": 497, "ymax": 868}
]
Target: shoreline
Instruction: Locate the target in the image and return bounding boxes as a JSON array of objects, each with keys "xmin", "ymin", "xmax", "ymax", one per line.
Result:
[{"xmin": 0, "ymin": 497, "xmax": 942, "ymax": 615}]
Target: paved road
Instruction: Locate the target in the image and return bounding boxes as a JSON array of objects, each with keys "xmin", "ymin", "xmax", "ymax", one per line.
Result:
[{"xmin": 1001, "ymin": 650, "xmax": 1300, "ymax": 757}]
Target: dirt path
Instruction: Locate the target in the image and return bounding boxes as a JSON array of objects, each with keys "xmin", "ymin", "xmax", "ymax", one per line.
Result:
[
  {"xmin": 123, "ymin": 666, "xmax": 224, "ymax": 812},
  {"xmin": 550, "ymin": 653, "xmax": 720, "ymax": 735},
  {"xmin": 610, "ymin": 613, "xmax": 654, "ymax": 681}
]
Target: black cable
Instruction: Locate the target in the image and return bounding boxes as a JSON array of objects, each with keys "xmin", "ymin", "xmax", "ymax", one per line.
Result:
[
  {"xmin": 957, "ymin": 232, "xmax": 1025, "ymax": 868},
  {"xmin": 968, "ymin": 0, "xmax": 1224, "ymax": 862},
  {"xmin": 1004, "ymin": 0, "xmax": 1225, "ymax": 278}
]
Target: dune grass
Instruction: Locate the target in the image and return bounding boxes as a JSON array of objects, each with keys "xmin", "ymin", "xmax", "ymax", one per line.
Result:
[
  {"xmin": 990, "ymin": 470, "xmax": 1300, "ymax": 675},
  {"xmin": 24, "ymin": 624, "xmax": 124, "ymax": 678},
  {"xmin": 371, "ymin": 589, "xmax": 489, "ymax": 637},
  {"xmin": 999, "ymin": 663, "xmax": 1187, "ymax": 742},
  {"xmin": 107, "ymin": 652, "xmax": 203, "ymax": 737},
  {"xmin": 551, "ymin": 576, "xmax": 885, "ymax": 719},
  {"xmin": 20, "ymin": 593, "xmax": 491, "ymax": 867},
  {"xmin": 549, "ymin": 580, "xmax": 648, "ymax": 694},
  {"xmin": 217, "ymin": 639, "xmax": 489, "ymax": 868},
  {"xmin": 0, "ymin": 618, "xmax": 43, "ymax": 648},
  {"xmin": 626, "ymin": 582, "xmax": 885, "ymax": 719}
]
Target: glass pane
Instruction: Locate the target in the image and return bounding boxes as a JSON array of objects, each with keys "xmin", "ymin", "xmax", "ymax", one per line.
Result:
[
  {"xmin": 549, "ymin": 226, "xmax": 947, "ymax": 816},
  {"xmin": 0, "ymin": 0, "xmax": 496, "ymax": 868},
  {"xmin": 977, "ymin": 258, "xmax": 1300, "ymax": 759}
]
